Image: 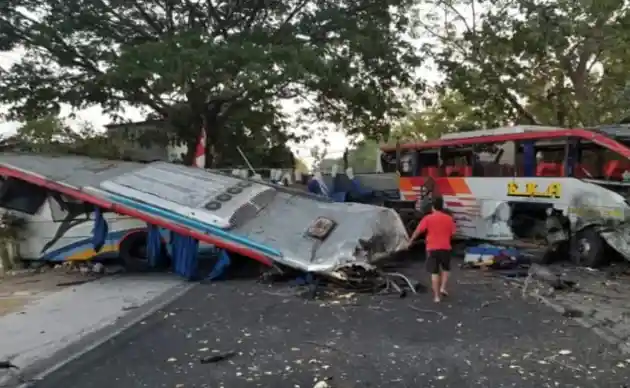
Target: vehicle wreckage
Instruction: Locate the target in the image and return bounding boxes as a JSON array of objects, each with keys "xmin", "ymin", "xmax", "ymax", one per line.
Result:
[
  {"xmin": 373, "ymin": 125, "xmax": 630, "ymax": 268},
  {"xmin": 295, "ymin": 125, "xmax": 630, "ymax": 268},
  {"xmin": 0, "ymin": 154, "xmax": 412, "ymax": 289}
]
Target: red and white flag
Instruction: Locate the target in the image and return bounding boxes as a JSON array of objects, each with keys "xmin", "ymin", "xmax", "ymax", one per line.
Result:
[{"xmin": 193, "ymin": 128, "xmax": 206, "ymax": 168}]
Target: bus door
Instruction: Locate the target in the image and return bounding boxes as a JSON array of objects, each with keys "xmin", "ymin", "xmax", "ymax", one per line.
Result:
[
  {"xmin": 401, "ymin": 148, "xmax": 444, "ymax": 201},
  {"xmin": 397, "ymin": 149, "xmax": 420, "ymax": 200}
]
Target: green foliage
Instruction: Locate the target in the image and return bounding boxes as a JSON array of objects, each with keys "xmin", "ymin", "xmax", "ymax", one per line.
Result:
[
  {"xmin": 0, "ymin": 212, "xmax": 27, "ymax": 241},
  {"xmin": 313, "ymin": 140, "xmax": 379, "ymax": 173},
  {"xmin": 345, "ymin": 140, "xmax": 379, "ymax": 172},
  {"xmin": 7, "ymin": 116, "xmax": 125, "ymax": 158},
  {"xmin": 393, "ymin": 91, "xmax": 491, "ymax": 140},
  {"xmin": 421, "ymin": 0, "xmax": 630, "ymax": 127},
  {"xmin": 0, "ymin": 0, "xmax": 423, "ymax": 166}
]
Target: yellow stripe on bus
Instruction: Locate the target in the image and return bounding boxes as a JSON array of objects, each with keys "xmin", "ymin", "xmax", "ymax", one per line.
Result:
[{"xmin": 66, "ymin": 244, "xmax": 118, "ymax": 260}]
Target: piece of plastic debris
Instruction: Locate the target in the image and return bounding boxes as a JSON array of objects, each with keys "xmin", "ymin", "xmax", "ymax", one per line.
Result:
[
  {"xmin": 200, "ymin": 351, "xmax": 238, "ymax": 364},
  {"xmin": 92, "ymin": 262, "xmax": 105, "ymax": 274},
  {"xmin": 558, "ymin": 350, "xmax": 572, "ymax": 355}
]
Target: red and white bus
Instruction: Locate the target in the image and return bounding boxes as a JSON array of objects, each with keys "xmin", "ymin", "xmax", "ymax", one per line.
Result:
[{"xmin": 378, "ymin": 125, "xmax": 630, "ymax": 267}]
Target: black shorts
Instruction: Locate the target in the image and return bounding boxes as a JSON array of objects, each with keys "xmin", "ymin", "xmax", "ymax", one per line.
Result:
[{"xmin": 426, "ymin": 250, "xmax": 451, "ymax": 274}]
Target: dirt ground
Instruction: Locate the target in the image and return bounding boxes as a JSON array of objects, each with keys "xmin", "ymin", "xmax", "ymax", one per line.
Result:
[{"xmin": 0, "ymin": 268, "xmax": 101, "ymax": 316}]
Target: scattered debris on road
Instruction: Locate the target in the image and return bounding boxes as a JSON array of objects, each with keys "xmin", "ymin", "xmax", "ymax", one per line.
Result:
[
  {"xmin": 260, "ymin": 262, "xmax": 421, "ymax": 301},
  {"xmin": 313, "ymin": 380, "xmax": 331, "ymax": 388},
  {"xmin": 526, "ymin": 264, "xmax": 578, "ymax": 291}
]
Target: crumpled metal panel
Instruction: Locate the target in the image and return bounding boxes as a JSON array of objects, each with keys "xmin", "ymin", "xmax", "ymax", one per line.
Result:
[
  {"xmin": 568, "ymin": 187, "xmax": 630, "ymax": 260},
  {"xmin": 600, "ymin": 225, "xmax": 630, "ymax": 260},
  {"xmin": 233, "ymin": 191, "xmax": 409, "ymax": 273}
]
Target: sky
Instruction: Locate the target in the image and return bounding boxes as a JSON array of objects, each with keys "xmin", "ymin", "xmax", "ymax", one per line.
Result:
[{"xmin": 0, "ymin": 4, "xmax": 452, "ymax": 166}]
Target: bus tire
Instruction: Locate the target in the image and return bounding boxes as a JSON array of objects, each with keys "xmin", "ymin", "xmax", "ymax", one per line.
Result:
[
  {"xmin": 119, "ymin": 232, "xmax": 168, "ymax": 272},
  {"xmin": 571, "ymin": 227, "xmax": 608, "ymax": 268}
]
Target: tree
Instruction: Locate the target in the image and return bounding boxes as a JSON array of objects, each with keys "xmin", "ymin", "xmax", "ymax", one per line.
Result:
[
  {"xmin": 310, "ymin": 145, "xmax": 329, "ymax": 171},
  {"xmin": 145, "ymin": 100, "xmax": 297, "ymax": 167},
  {"xmin": 344, "ymin": 140, "xmax": 379, "ymax": 172},
  {"xmin": 392, "ymin": 90, "xmax": 492, "ymax": 140},
  {"xmin": 0, "ymin": 0, "xmax": 422, "ymax": 167},
  {"xmin": 421, "ymin": 0, "xmax": 630, "ymax": 127},
  {"xmin": 3, "ymin": 116, "xmax": 127, "ymax": 158},
  {"xmin": 309, "ymin": 140, "xmax": 380, "ymax": 173}
]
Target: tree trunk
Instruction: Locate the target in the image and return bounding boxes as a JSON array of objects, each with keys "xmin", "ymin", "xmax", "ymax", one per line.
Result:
[
  {"xmin": 203, "ymin": 103, "xmax": 228, "ymax": 168},
  {"xmin": 182, "ymin": 136, "xmax": 197, "ymax": 166}
]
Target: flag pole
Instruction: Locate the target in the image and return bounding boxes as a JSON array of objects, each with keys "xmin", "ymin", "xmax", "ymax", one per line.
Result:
[{"xmin": 236, "ymin": 146, "xmax": 256, "ymax": 175}]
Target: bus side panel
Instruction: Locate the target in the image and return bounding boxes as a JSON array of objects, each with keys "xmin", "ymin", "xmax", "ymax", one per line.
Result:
[
  {"xmin": 13, "ymin": 204, "xmax": 53, "ymax": 260},
  {"xmin": 399, "ymin": 176, "xmax": 629, "ymax": 242},
  {"xmin": 40, "ymin": 216, "xmax": 146, "ymax": 261}
]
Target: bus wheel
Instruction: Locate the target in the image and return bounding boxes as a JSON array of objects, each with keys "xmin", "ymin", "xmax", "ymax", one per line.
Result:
[
  {"xmin": 405, "ymin": 218, "xmax": 418, "ymax": 235},
  {"xmin": 119, "ymin": 232, "xmax": 168, "ymax": 272},
  {"xmin": 571, "ymin": 227, "xmax": 608, "ymax": 268}
]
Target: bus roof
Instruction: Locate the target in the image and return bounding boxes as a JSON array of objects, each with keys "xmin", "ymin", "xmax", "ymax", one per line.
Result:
[
  {"xmin": 379, "ymin": 126, "xmax": 630, "ymax": 159},
  {"xmin": 439, "ymin": 125, "xmax": 565, "ymax": 140},
  {"xmin": 590, "ymin": 124, "xmax": 630, "ymax": 140}
]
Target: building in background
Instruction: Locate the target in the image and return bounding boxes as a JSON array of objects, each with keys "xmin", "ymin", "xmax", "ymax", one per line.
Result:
[{"xmin": 105, "ymin": 120, "xmax": 187, "ymax": 162}]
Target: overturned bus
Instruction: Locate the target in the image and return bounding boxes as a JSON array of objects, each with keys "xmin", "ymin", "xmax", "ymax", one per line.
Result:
[{"xmin": 0, "ymin": 154, "xmax": 409, "ymax": 279}]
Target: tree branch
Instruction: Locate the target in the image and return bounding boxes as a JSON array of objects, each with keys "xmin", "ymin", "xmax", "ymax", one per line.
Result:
[{"xmin": 420, "ymin": 17, "xmax": 540, "ymax": 124}]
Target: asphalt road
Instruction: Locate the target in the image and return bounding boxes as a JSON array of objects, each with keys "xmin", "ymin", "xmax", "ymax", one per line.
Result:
[{"xmin": 33, "ymin": 266, "xmax": 630, "ymax": 388}]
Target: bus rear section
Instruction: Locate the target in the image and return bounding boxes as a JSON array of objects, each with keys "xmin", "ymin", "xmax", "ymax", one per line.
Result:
[
  {"xmin": 379, "ymin": 125, "xmax": 630, "ymax": 267},
  {"xmin": 0, "ymin": 176, "xmax": 145, "ymax": 263}
]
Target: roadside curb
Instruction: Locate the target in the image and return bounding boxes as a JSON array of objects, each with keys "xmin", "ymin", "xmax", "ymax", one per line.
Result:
[
  {"xmin": 532, "ymin": 292, "xmax": 630, "ymax": 354},
  {"xmin": 9, "ymin": 281, "xmax": 196, "ymax": 388}
]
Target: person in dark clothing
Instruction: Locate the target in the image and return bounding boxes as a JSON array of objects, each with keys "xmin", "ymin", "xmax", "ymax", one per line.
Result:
[{"xmin": 407, "ymin": 196, "xmax": 456, "ymax": 303}]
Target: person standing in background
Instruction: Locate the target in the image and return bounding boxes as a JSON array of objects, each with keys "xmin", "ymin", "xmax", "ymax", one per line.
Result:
[{"xmin": 407, "ymin": 196, "xmax": 456, "ymax": 303}]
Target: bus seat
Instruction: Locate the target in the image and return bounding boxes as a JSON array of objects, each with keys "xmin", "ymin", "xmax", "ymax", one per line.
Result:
[
  {"xmin": 536, "ymin": 162, "xmax": 563, "ymax": 177},
  {"xmin": 421, "ymin": 167, "xmax": 441, "ymax": 178},
  {"xmin": 445, "ymin": 165, "xmax": 472, "ymax": 177},
  {"xmin": 605, "ymin": 160, "xmax": 630, "ymax": 180}
]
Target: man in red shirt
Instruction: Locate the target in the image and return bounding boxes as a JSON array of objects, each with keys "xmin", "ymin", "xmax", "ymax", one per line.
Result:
[{"xmin": 408, "ymin": 196, "xmax": 456, "ymax": 303}]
